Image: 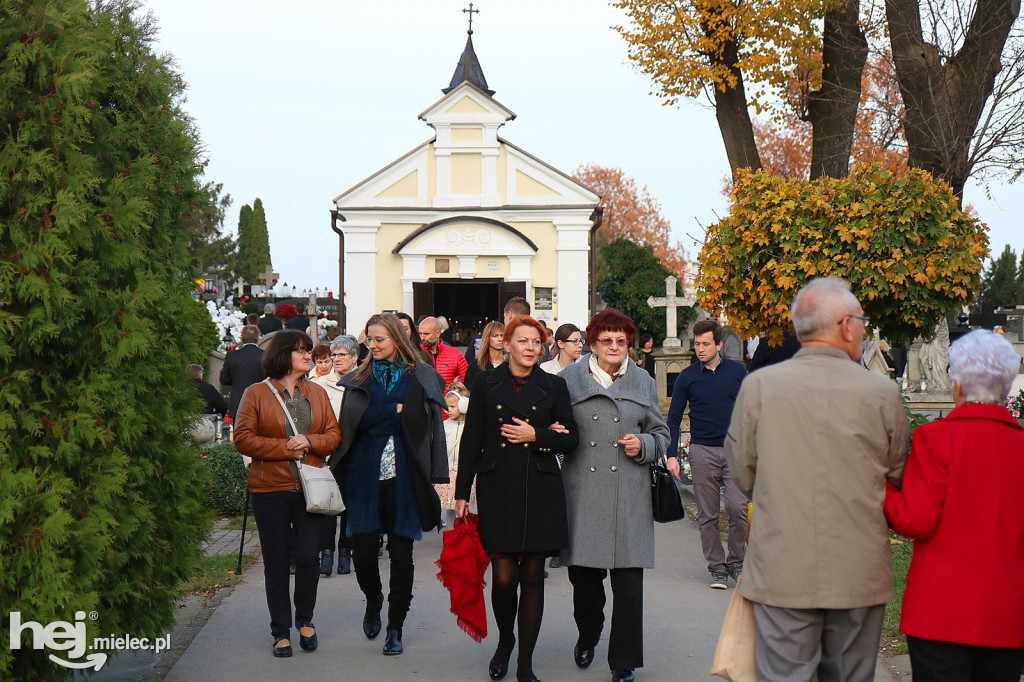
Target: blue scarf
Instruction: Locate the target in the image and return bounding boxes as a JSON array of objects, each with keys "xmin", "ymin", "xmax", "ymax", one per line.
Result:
[{"xmin": 371, "ymin": 358, "xmax": 406, "ymax": 394}]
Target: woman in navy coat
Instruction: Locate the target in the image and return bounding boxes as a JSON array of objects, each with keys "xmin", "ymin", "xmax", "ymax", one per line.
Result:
[
  {"xmin": 332, "ymin": 313, "xmax": 448, "ymax": 657},
  {"xmin": 456, "ymin": 316, "xmax": 579, "ymax": 682}
]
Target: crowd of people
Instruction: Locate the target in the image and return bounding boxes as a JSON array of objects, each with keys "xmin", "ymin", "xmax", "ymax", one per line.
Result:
[{"xmin": 216, "ymin": 279, "xmax": 1024, "ymax": 682}]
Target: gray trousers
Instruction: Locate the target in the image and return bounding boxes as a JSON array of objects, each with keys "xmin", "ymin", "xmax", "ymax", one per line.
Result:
[
  {"xmin": 688, "ymin": 444, "xmax": 748, "ymax": 573},
  {"xmin": 752, "ymin": 602, "xmax": 885, "ymax": 682}
]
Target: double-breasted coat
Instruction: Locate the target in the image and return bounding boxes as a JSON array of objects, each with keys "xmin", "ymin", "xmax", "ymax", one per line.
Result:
[
  {"xmin": 456, "ymin": 363, "xmax": 580, "ymax": 554},
  {"xmin": 560, "ymin": 359, "xmax": 670, "ymax": 569}
]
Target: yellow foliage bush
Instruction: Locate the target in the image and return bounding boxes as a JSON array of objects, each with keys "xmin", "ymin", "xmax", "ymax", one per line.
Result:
[{"xmin": 698, "ymin": 165, "xmax": 987, "ymax": 344}]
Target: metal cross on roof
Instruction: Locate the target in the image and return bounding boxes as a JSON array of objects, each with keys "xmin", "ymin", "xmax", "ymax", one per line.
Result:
[{"xmin": 463, "ymin": 2, "xmax": 479, "ymax": 34}]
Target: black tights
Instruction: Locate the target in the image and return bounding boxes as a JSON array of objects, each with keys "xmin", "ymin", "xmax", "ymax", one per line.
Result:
[{"xmin": 490, "ymin": 554, "xmax": 546, "ymax": 680}]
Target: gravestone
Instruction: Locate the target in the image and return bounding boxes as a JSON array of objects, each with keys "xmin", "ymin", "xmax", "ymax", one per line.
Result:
[{"xmin": 647, "ymin": 275, "xmax": 697, "ymax": 414}]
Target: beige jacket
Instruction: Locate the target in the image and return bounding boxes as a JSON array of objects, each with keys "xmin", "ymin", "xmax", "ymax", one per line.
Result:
[{"xmin": 724, "ymin": 345, "xmax": 909, "ymax": 609}]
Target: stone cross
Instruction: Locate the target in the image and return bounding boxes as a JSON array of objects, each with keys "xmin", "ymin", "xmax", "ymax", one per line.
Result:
[
  {"xmin": 647, "ymin": 275, "xmax": 696, "ymax": 348},
  {"xmin": 257, "ymin": 265, "xmax": 279, "ymax": 289}
]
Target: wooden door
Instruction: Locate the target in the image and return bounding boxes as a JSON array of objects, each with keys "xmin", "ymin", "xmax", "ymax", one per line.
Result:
[
  {"xmin": 498, "ymin": 281, "xmax": 526, "ymax": 315},
  {"xmin": 413, "ymin": 281, "xmax": 434, "ymax": 324}
]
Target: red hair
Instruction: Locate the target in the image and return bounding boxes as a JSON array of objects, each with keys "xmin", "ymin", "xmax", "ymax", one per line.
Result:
[
  {"xmin": 503, "ymin": 316, "xmax": 547, "ymax": 344},
  {"xmin": 586, "ymin": 308, "xmax": 636, "ymax": 347}
]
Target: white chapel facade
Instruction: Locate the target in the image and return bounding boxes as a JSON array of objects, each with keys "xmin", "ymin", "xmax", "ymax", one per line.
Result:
[{"xmin": 332, "ymin": 31, "xmax": 600, "ymax": 340}]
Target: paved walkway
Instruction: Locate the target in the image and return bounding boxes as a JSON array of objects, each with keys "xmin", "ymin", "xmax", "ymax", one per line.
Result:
[
  {"xmin": 162, "ymin": 493, "xmax": 894, "ymax": 682},
  {"xmin": 203, "ymin": 517, "xmax": 262, "ymax": 557},
  {"xmin": 87, "ymin": 486, "xmax": 898, "ymax": 682}
]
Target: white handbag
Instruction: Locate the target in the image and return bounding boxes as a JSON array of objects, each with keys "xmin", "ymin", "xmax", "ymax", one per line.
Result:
[{"xmin": 264, "ymin": 379, "xmax": 344, "ymax": 515}]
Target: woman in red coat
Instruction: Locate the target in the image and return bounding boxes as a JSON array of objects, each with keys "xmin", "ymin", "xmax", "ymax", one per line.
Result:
[{"xmin": 885, "ymin": 329, "xmax": 1024, "ymax": 682}]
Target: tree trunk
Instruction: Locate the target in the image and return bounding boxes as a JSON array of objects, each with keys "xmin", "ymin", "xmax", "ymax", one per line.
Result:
[
  {"xmin": 702, "ymin": 11, "xmax": 762, "ymax": 175},
  {"xmin": 886, "ymin": 0, "xmax": 1020, "ymax": 201},
  {"xmin": 807, "ymin": 0, "xmax": 868, "ymax": 179}
]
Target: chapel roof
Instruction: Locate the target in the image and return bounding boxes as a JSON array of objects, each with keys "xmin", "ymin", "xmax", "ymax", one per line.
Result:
[{"xmin": 443, "ymin": 32, "xmax": 494, "ymax": 96}]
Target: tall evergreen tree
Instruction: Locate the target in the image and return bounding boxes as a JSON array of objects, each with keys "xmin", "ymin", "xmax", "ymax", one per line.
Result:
[
  {"xmin": 249, "ymin": 197, "xmax": 272, "ymax": 283},
  {"xmin": 973, "ymin": 244, "xmax": 1020, "ymax": 328},
  {"xmin": 1017, "ymin": 251, "xmax": 1024, "ymax": 303},
  {"xmin": 234, "ymin": 202, "xmax": 254, "ymax": 283},
  {"xmin": 235, "ymin": 199, "xmax": 272, "ymax": 286},
  {"xmin": 0, "ymin": 1, "xmax": 216, "ymax": 677}
]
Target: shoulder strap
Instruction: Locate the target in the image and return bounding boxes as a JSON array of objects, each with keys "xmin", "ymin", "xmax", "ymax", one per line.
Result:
[{"xmin": 263, "ymin": 378, "xmax": 299, "ymax": 437}]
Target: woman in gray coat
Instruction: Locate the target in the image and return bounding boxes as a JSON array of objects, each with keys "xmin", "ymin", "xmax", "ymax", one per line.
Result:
[{"xmin": 560, "ymin": 309, "xmax": 669, "ymax": 682}]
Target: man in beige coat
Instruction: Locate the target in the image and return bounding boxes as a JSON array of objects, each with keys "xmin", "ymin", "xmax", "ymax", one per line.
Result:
[{"xmin": 724, "ymin": 277, "xmax": 909, "ymax": 682}]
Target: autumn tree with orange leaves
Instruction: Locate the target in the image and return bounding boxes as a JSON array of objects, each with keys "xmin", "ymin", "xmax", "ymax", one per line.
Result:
[{"xmin": 572, "ymin": 164, "xmax": 689, "ymax": 282}]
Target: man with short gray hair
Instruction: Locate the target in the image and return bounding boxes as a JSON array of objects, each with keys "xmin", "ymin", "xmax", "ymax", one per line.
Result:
[
  {"xmin": 724, "ymin": 277, "xmax": 909, "ymax": 682},
  {"xmin": 257, "ymin": 302, "xmax": 283, "ymax": 335}
]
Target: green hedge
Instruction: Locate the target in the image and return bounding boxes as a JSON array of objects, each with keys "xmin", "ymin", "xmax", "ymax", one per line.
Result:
[{"xmin": 200, "ymin": 443, "xmax": 249, "ymax": 515}]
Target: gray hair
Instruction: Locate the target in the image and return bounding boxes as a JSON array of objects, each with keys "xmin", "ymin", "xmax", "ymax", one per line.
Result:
[
  {"xmin": 330, "ymin": 334, "xmax": 360, "ymax": 357},
  {"xmin": 264, "ymin": 303, "xmax": 276, "ymax": 314},
  {"xmin": 791, "ymin": 277, "xmax": 860, "ymax": 341},
  {"xmin": 948, "ymin": 330, "xmax": 1021, "ymax": 404},
  {"xmin": 187, "ymin": 364, "xmax": 203, "ymax": 380}
]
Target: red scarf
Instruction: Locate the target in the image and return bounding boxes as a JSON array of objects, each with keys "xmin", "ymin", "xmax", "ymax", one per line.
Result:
[{"xmin": 435, "ymin": 513, "xmax": 490, "ymax": 642}]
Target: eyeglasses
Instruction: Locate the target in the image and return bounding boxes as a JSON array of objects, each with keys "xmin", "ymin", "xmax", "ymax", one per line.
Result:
[
  {"xmin": 365, "ymin": 337, "xmax": 390, "ymax": 347},
  {"xmin": 595, "ymin": 337, "xmax": 628, "ymax": 348},
  {"xmin": 330, "ymin": 352, "xmax": 351, "ymax": 359},
  {"xmin": 292, "ymin": 349, "xmax": 312, "ymax": 356},
  {"xmin": 564, "ymin": 339, "xmax": 584, "ymax": 346},
  {"xmin": 840, "ymin": 315, "xmax": 871, "ymax": 326}
]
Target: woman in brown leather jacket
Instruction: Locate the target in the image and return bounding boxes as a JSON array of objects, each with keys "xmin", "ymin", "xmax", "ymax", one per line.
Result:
[{"xmin": 234, "ymin": 330, "xmax": 341, "ymax": 658}]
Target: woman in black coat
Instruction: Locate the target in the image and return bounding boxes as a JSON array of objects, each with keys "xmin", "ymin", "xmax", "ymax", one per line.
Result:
[
  {"xmin": 455, "ymin": 316, "xmax": 579, "ymax": 682},
  {"xmin": 331, "ymin": 313, "xmax": 448, "ymax": 657}
]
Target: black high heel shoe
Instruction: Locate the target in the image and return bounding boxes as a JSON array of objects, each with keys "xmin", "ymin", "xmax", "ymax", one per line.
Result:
[{"xmin": 488, "ymin": 636, "xmax": 515, "ymax": 681}]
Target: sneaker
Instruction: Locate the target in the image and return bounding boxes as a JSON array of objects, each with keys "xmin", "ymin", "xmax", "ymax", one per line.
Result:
[
  {"xmin": 727, "ymin": 564, "xmax": 743, "ymax": 584},
  {"xmin": 710, "ymin": 571, "xmax": 729, "ymax": 589}
]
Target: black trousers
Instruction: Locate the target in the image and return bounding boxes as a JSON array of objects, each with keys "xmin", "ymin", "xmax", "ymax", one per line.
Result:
[
  {"xmin": 568, "ymin": 565, "xmax": 644, "ymax": 671},
  {"xmin": 351, "ymin": 478, "xmax": 415, "ymax": 629},
  {"xmin": 251, "ymin": 491, "xmax": 321, "ymax": 641},
  {"xmin": 320, "ymin": 510, "xmax": 351, "ymax": 551},
  {"xmin": 908, "ymin": 635, "xmax": 1024, "ymax": 682}
]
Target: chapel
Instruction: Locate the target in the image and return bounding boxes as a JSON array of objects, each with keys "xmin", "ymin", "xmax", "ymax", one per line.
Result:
[{"xmin": 331, "ymin": 24, "xmax": 601, "ymax": 343}]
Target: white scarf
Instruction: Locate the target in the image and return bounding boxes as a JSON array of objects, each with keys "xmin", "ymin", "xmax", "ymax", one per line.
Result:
[{"xmin": 589, "ymin": 353, "xmax": 628, "ymax": 390}]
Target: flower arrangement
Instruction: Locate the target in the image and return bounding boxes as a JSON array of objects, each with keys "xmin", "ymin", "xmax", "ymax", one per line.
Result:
[
  {"xmin": 1007, "ymin": 388, "xmax": 1024, "ymax": 419},
  {"xmin": 205, "ymin": 301, "xmax": 247, "ymax": 351},
  {"xmin": 274, "ymin": 303, "xmax": 298, "ymax": 320},
  {"xmin": 317, "ymin": 317, "xmax": 338, "ymax": 330}
]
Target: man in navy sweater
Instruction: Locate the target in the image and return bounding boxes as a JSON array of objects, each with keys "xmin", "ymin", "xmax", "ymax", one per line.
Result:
[{"xmin": 666, "ymin": 319, "xmax": 748, "ymax": 589}]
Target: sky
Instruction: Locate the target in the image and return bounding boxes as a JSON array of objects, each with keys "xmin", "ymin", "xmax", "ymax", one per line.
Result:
[{"xmin": 143, "ymin": 0, "xmax": 1023, "ymax": 293}]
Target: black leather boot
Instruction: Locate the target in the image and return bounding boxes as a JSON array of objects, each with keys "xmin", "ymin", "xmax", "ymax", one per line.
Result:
[
  {"xmin": 319, "ymin": 549, "xmax": 334, "ymax": 577},
  {"xmin": 338, "ymin": 547, "xmax": 351, "ymax": 575},
  {"xmin": 363, "ymin": 591, "xmax": 383, "ymax": 640},
  {"xmin": 382, "ymin": 626, "xmax": 403, "ymax": 655}
]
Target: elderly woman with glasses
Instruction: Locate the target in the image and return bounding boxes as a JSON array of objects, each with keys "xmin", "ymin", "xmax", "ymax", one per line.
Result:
[
  {"xmin": 332, "ymin": 314, "xmax": 448, "ymax": 657},
  {"xmin": 885, "ymin": 330, "xmax": 1024, "ymax": 682},
  {"xmin": 234, "ymin": 330, "xmax": 341, "ymax": 658},
  {"xmin": 559, "ymin": 308, "xmax": 670, "ymax": 682},
  {"xmin": 313, "ymin": 334, "xmax": 360, "ymax": 577}
]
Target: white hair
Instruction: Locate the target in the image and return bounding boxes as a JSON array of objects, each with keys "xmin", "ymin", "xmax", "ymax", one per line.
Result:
[
  {"xmin": 329, "ymin": 334, "xmax": 359, "ymax": 357},
  {"xmin": 948, "ymin": 330, "xmax": 1021, "ymax": 404},
  {"xmin": 790, "ymin": 277, "xmax": 859, "ymax": 340}
]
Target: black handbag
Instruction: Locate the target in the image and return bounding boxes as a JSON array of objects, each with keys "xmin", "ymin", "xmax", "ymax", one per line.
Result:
[{"xmin": 651, "ymin": 458, "xmax": 686, "ymax": 523}]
